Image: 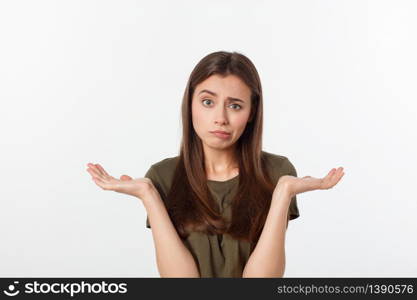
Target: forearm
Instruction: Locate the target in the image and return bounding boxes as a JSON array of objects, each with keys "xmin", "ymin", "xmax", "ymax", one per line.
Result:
[
  {"xmin": 242, "ymin": 185, "xmax": 292, "ymax": 278},
  {"xmin": 142, "ymin": 190, "xmax": 200, "ymax": 277}
]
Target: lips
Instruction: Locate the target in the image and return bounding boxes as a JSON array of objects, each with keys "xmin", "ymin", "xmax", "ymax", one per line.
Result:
[
  {"xmin": 210, "ymin": 130, "xmax": 230, "ymax": 135},
  {"xmin": 210, "ymin": 130, "xmax": 231, "ymax": 140}
]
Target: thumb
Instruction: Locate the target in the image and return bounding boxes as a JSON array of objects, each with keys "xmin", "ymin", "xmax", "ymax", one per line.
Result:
[{"xmin": 120, "ymin": 175, "xmax": 132, "ymax": 181}]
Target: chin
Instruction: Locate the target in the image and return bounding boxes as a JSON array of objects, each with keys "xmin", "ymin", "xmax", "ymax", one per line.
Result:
[{"xmin": 206, "ymin": 140, "xmax": 235, "ymax": 151}]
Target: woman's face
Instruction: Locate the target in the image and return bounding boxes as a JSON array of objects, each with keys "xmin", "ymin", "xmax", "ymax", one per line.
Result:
[{"xmin": 191, "ymin": 74, "xmax": 252, "ymax": 150}]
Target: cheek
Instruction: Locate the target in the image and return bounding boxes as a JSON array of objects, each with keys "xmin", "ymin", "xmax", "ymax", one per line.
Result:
[
  {"xmin": 191, "ymin": 103, "xmax": 207, "ymax": 131},
  {"xmin": 231, "ymin": 111, "xmax": 251, "ymax": 130}
]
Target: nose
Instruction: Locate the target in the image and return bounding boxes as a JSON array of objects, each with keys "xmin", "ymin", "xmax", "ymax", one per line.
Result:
[{"xmin": 214, "ymin": 105, "xmax": 228, "ymax": 125}]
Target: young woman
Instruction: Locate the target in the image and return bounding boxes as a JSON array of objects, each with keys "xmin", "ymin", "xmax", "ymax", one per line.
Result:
[{"xmin": 86, "ymin": 51, "xmax": 344, "ymax": 278}]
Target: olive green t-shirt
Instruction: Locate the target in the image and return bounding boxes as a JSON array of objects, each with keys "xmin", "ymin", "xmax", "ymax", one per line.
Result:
[{"xmin": 144, "ymin": 150, "xmax": 300, "ymax": 278}]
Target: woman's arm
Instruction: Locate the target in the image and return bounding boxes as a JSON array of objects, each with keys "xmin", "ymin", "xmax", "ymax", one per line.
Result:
[
  {"xmin": 242, "ymin": 184, "xmax": 291, "ymax": 278},
  {"xmin": 85, "ymin": 162, "xmax": 200, "ymax": 277},
  {"xmin": 142, "ymin": 189, "xmax": 200, "ymax": 278},
  {"xmin": 242, "ymin": 167, "xmax": 345, "ymax": 277}
]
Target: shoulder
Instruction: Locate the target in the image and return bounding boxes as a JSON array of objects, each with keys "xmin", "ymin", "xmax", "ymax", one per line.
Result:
[
  {"xmin": 262, "ymin": 151, "xmax": 301, "ymax": 221},
  {"xmin": 262, "ymin": 150, "xmax": 295, "ymax": 171},
  {"xmin": 262, "ymin": 150, "xmax": 290, "ymax": 165},
  {"xmin": 144, "ymin": 155, "xmax": 180, "ymax": 194},
  {"xmin": 261, "ymin": 150, "xmax": 297, "ymax": 181},
  {"xmin": 149, "ymin": 155, "xmax": 180, "ymax": 172}
]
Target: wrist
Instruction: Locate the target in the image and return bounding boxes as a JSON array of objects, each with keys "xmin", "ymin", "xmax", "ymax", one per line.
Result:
[
  {"xmin": 272, "ymin": 183, "xmax": 293, "ymax": 205},
  {"xmin": 139, "ymin": 188, "xmax": 161, "ymax": 208}
]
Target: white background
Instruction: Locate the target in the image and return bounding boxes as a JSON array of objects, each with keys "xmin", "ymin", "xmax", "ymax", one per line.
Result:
[{"xmin": 1, "ymin": 0, "xmax": 416, "ymax": 277}]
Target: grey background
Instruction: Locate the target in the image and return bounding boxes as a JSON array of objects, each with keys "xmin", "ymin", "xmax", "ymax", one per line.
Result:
[{"xmin": 1, "ymin": 0, "xmax": 416, "ymax": 277}]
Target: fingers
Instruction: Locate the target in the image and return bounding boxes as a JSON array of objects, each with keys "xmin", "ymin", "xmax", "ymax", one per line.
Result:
[
  {"xmin": 86, "ymin": 162, "xmax": 124, "ymax": 192},
  {"xmin": 333, "ymin": 167, "xmax": 344, "ymax": 179},
  {"xmin": 120, "ymin": 175, "xmax": 132, "ymax": 181},
  {"xmin": 95, "ymin": 163, "xmax": 110, "ymax": 177},
  {"xmin": 334, "ymin": 167, "xmax": 345, "ymax": 184},
  {"xmin": 87, "ymin": 167, "xmax": 104, "ymax": 182},
  {"xmin": 87, "ymin": 163, "xmax": 108, "ymax": 181},
  {"xmin": 327, "ymin": 168, "xmax": 336, "ymax": 177},
  {"xmin": 91, "ymin": 176, "xmax": 110, "ymax": 190},
  {"xmin": 319, "ymin": 167, "xmax": 344, "ymax": 189},
  {"xmin": 328, "ymin": 167, "xmax": 344, "ymax": 187}
]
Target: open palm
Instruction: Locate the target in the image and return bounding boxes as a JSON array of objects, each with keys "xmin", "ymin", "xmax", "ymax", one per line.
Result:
[
  {"xmin": 278, "ymin": 167, "xmax": 345, "ymax": 197},
  {"xmin": 86, "ymin": 163, "xmax": 154, "ymax": 200}
]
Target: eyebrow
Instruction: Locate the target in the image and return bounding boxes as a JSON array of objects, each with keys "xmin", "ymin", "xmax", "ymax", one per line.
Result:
[{"xmin": 198, "ymin": 89, "xmax": 246, "ymax": 103}]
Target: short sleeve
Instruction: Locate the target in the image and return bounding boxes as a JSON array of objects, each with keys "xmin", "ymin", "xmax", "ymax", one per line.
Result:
[
  {"xmin": 143, "ymin": 165, "xmax": 163, "ymax": 229},
  {"xmin": 283, "ymin": 158, "xmax": 300, "ymax": 222}
]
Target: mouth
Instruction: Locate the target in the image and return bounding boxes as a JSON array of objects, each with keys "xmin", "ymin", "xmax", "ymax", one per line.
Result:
[{"xmin": 210, "ymin": 130, "xmax": 231, "ymax": 140}]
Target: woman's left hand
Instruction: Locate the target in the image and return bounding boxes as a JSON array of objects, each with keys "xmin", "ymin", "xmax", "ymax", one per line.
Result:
[{"xmin": 275, "ymin": 167, "xmax": 345, "ymax": 198}]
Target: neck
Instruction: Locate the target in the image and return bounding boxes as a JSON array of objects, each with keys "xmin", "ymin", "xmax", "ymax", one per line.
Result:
[{"xmin": 203, "ymin": 144, "xmax": 239, "ymax": 175}]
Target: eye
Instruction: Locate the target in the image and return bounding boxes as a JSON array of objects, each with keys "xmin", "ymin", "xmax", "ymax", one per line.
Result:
[
  {"xmin": 230, "ymin": 103, "xmax": 242, "ymax": 110},
  {"xmin": 202, "ymin": 99, "xmax": 213, "ymax": 106},
  {"xmin": 201, "ymin": 99, "xmax": 242, "ymax": 110}
]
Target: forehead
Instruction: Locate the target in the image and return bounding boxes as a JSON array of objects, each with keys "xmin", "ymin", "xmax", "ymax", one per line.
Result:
[{"xmin": 194, "ymin": 74, "xmax": 251, "ymax": 100}]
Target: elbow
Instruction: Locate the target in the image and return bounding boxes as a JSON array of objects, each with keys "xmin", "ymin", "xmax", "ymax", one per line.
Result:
[
  {"xmin": 157, "ymin": 261, "xmax": 200, "ymax": 278},
  {"xmin": 242, "ymin": 263, "xmax": 285, "ymax": 278},
  {"xmin": 159, "ymin": 272, "xmax": 200, "ymax": 278},
  {"xmin": 158, "ymin": 269, "xmax": 200, "ymax": 278},
  {"xmin": 242, "ymin": 268, "xmax": 285, "ymax": 278}
]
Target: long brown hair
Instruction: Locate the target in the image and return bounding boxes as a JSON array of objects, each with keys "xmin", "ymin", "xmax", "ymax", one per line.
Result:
[{"xmin": 166, "ymin": 51, "xmax": 275, "ymax": 248}]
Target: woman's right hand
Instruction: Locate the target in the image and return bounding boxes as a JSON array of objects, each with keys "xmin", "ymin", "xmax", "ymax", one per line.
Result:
[{"xmin": 86, "ymin": 163, "xmax": 155, "ymax": 200}]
